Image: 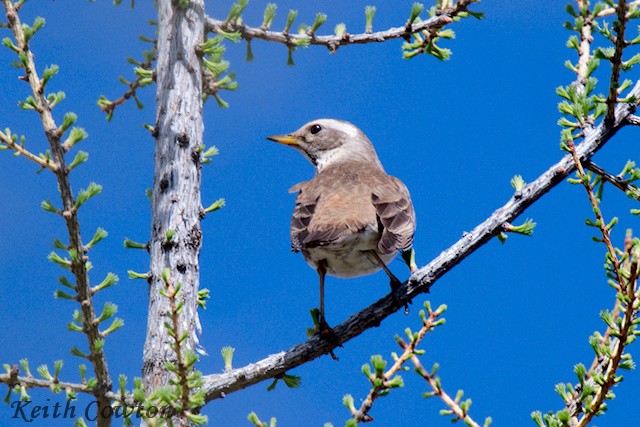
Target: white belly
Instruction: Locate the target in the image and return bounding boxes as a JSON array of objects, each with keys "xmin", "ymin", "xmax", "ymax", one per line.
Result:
[{"xmin": 302, "ymin": 227, "xmax": 396, "ymax": 278}]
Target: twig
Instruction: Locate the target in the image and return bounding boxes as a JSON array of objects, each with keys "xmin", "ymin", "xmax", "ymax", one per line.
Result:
[
  {"xmin": 584, "ymin": 160, "xmax": 640, "ymax": 200},
  {"xmin": 576, "ymin": 0, "xmax": 594, "ymax": 90},
  {"xmin": 605, "ymin": 0, "xmax": 628, "ymax": 126},
  {"xmin": 563, "ymin": 138, "xmax": 638, "ymax": 424},
  {"xmin": 626, "ymin": 114, "xmax": 640, "ymax": 125},
  {"xmin": 407, "ymin": 347, "xmax": 481, "ymax": 427},
  {"xmin": 597, "ymin": 0, "xmax": 640, "ymax": 17},
  {"xmin": 0, "ymin": 131, "xmax": 59, "ymax": 172},
  {"xmin": 164, "ymin": 274, "xmax": 195, "ymax": 427},
  {"xmin": 206, "ymin": 0, "xmax": 479, "ymax": 53},
  {"xmin": 2, "ymin": 3, "xmax": 113, "ymax": 426},
  {"xmin": 0, "ymin": 371, "xmax": 97, "ymax": 396},
  {"xmin": 99, "ymin": 52, "xmax": 156, "ymax": 119},
  {"xmin": 201, "ymin": 80, "xmax": 640, "ymax": 403},
  {"xmin": 350, "ymin": 307, "xmax": 443, "ymax": 422},
  {"xmin": 568, "ymin": 139, "xmax": 623, "ymax": 283},
  {"xmin": 570, "ymin": 253, "xmax": 638, "ymax": 426}
]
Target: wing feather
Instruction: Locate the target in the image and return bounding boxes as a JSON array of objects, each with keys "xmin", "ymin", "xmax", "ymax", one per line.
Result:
[{"xmin": 371, "ymin": 176, "xmax": 416, "ymax": 254}]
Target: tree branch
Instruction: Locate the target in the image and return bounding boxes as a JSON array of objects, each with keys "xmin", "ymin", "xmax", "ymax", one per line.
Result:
[
  {"xmin": 597, "ymin": 0, "xmax": 640, "ymax": 17},
  {"xmin": 563, "ymin": 232, "xmax": 639, "ymax": 425},
  {"xmin": 407, "ymin": 344, "xmax": 482, "ymax": 427},
  {"xmin": 2, "ymin": 3, "xmax": 112, "ymax": 425},
  {"xmin": 604, "ymin": 0, "xmax": 628, "ymax": 126},
  {"xmin": 201, "ymin": 81, "xmax": 640, "ymax": 404},
  {"xmin": 0, "ymin": 131, "xmax": 59, "ymax": 172},
  {"xmin": 584, "ymin": 160, "xmax": 640, "ymax": 200},
  {"xmin": 349, "ymin": 304, "xmax": 445, "ymax": 423},
  {"xmin": 0, "ymin": 369, "xmax": 96, "ymax": 397},
  {"xmin": 576, "ymin": 0, "xmax": 594, "ymax": 90},
  {"xmin": 206, "ymin": 0, "xmax": 479, "ymax": 53},
  {"xmin": 626, "ymin": 114, "xmax": 640, "ymax": 125}
]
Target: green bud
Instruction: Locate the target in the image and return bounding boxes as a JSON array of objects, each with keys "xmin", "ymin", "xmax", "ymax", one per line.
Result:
[
  {"xmin": 221, "ymin": 346, "xmax": 235, "ymax": 371},
  {"xmin": 75, "ymin": 182, "xmax": 102, "ymax": 209},
  {"xmin": 284, "ymin": 10, "xmax": 298, "ymax": 34},
  {"xmin": 309, "ymin": 12, "xmax": 327, "ymax": 36},
  {"xmin": 364, "ymin": 6, "xmax": 376, "ymax": 33},
  {"xmin": 67, "ymin": 150, "xmax": 89, "ymax": 172},
  {"xmin": 262, "ymin": 3, "xmax": 277, "ymax": 30}
]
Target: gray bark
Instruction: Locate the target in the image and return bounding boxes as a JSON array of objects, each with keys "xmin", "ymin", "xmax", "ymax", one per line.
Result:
[{"xmin": 143, "ymin": 0, "xmax": 206, "ymax": 393}]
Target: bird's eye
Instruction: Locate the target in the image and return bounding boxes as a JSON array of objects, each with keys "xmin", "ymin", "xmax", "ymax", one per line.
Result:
[{"xmin": 310, "ymin": 124, "xmax": 322, "ymax": 135}]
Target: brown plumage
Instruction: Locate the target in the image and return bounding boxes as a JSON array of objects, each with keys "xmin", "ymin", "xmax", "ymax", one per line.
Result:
[{"xmin": 267, "ymin": 119, "xmax": 416, "ymax": 329}]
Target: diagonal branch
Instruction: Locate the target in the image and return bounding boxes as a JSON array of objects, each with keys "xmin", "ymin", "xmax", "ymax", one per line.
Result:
[
  {"xmin": 584, "ymin": 160, "xmax": 640, "ymax": 200},
  {"xmin": 0, "ymin": 130, "xmax": 59, "ymax": 172},
  {"xmin": 201, "ymin": 82, "xmax": 640, "ymax": 403}
]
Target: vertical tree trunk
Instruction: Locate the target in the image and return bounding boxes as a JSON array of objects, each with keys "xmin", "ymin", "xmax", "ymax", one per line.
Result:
[{"xmin": 143, "ymin": 0, "xmax": 205, "ymax": 393}]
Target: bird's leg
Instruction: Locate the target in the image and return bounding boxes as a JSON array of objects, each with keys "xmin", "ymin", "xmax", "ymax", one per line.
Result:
[
  {"xmin": 314, "ymin": 261, "xmax": 339, "ymax": 359},
  {"xmin": 369, "ymin": 250, "xmax": 410, "ymax": 314},
  {"xmin": 316, "ymin": 260, "xmax": 331, "ymax": 333}
]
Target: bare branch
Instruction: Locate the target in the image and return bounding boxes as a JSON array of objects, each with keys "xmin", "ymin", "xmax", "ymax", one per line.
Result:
[
  {"xmin": 201, "ymin": 81, "xmax": 640, "ymax": 403},
  {"xmin": 626, "ymin": 114, "xmax": 640, "ymax": 125}
]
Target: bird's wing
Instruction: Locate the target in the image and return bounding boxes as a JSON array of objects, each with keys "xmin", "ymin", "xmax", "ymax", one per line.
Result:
[
  {"xmin": 371, "ymin": 176, "xmax": 416, "ymax": 254},
  {"xmin": 289, "ymin": 181, "xmax": 372, "ymax": 251},
  {"xmin": 289, "ymin": 182, "xmax": 320, "ymax": 252}
]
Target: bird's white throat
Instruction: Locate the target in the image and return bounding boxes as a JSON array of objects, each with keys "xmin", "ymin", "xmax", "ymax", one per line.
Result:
[{"xmin": 315, "ymin": 144, "xmax": 384, "ymax": 172}]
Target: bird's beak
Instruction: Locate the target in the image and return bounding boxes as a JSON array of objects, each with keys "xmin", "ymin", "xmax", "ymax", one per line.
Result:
[{"xmin": 266, "ymin": 134, "xmax": 298, "ymax": 146}]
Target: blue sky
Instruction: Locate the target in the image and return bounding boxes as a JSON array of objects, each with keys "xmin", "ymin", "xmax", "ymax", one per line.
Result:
[{"xmin": 1, "ymin": 1, "xmax": 639, "ymax": 426}]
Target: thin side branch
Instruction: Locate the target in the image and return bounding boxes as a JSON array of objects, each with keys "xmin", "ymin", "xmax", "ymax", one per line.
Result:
[
  {"xmin": 99, "ymin": 50, "xmax": 156, "ymax": 120},
  {"xmin": 576, "ymin": 0, "xmax": 594, "ymax": 90},
  {"xmin": 350, "ymin": 307, "xmax": 443, "ymax": 422},
  {"xmin": 626, "ymin": 114, "xmax": 640, "ymax": 125},
  {"xmin": 568, "ymin": 237, "xmax": 638, "ymax": 426},
  {"xmin": 206, "ymin": 0, "xmax": 478, "ymax": 53},
  {"xmin": 597, "ymin": 0, "xmax": 640, "ymax": 17},
  {"xmin": 568, "ymin": 140, "xmax": 624, "ymax": 284},
  {"xmin": 201, "ymin": 81, "xmax": 640, "ymax": 403},
  {"xmin": 0, "ymin": 370, "xmax": 97, "ymax": 397},
  {"xmin": 605, "ymin": 0, "xmax": 628, "ymax": 126},
  {"xmin": 584, "ymin": 160, "xmax": 640, "ymax": 200},
  {"xmin": 407, "ymin": 345, "xmax": 481, "ymax": 427},
  {"xmin": 0, "ymin": 131, "xmax": 59, "ymax": 171}
]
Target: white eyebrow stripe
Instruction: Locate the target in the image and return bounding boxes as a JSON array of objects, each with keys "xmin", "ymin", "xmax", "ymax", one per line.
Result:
[{"xmin": 317, "ymin": 119, "xmax": 360, "ymax": 138}]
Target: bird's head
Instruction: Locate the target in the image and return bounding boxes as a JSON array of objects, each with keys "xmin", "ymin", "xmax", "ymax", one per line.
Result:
[{"xmin": 267, "ymin": 119, "xmax": 383, "ymax": 172}]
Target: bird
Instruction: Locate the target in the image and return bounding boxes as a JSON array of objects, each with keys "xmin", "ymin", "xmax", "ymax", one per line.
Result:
[{"xmin": 267, "ymin": 119, "xmax": 417, "ymax": 332}]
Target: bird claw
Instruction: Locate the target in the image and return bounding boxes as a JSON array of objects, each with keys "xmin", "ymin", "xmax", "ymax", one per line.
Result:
[{"xmin": 315, "ymin": 319, "xmax": 340, "ymax": 360}]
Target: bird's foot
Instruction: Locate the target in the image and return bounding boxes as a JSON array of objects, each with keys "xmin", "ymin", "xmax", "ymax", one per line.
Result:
[
  {"xmin": 309, "ymin": 309, "xmax": 340, "ymax": 358},
  {"xmin": 315, "ymin": 318, "xmax": 339, "ymax": 360}
]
